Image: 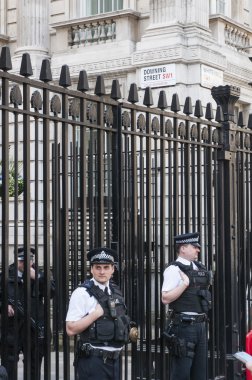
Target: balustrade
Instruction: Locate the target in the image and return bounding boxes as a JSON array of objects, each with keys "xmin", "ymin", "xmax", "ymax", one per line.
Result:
[{"xmin": 69, "ymin": 20, "xmax": 116, "ymax": 47}]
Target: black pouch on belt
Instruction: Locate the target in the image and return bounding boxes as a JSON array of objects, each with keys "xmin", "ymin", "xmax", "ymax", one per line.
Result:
[{"xmin": 163, "ymin": 330, "xmax": 187, "ymax": 358}]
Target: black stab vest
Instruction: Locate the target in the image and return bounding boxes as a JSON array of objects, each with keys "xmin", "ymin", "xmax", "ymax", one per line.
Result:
[
  {"xmin": 168, "ymin": 261, "xmax": 212, "ymax": 313},
  {"xmin": 79, "ymin": 280, "xmax": 130, "ymax": 347}
]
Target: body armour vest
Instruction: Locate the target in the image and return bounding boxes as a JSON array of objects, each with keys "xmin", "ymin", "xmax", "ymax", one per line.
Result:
[
  {"xmin": 79, "ymin": 280, "xmax": 130, "ymax": 348},
  {"xmin": 169, "ymin": 261, "xmax": 212, "ymax": 314}
]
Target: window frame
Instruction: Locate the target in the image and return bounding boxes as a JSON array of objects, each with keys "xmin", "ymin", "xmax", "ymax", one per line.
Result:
[{"xmin": 79, "ymin": 0, "xmax": 124, "ymax": 18}]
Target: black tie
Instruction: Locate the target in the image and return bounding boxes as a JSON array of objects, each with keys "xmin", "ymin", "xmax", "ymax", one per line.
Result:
[
  {"xmin": 190, "ymin": 262, "xmax": 193, "ymax": 269},
  {"xmin": 104, "ymin": 286, "xmax": 109, "ymax": 296}
]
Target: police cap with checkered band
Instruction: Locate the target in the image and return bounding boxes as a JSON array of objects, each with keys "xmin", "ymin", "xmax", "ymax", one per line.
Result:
[
  {"xmin": 87, "ymin": 247, "xmax": 118, "ymax": 265},
  {"xmin": 17, "ymin": 247, "xmax": 35, "ymax": 261},
  {"xmin": 174, "ymin": 232, "xmax": 201, "ymax": 248}
]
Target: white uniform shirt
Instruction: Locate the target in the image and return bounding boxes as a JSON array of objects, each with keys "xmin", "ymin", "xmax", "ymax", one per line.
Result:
[
  {"xmin": 162, "ymin": 256, "xmax": 197, "ymax": 292},
  {"xmin": 66, "ymin": 278, "xmax": 120, "ymax": 351},
  {"xmin": 162, "ymin": 256, "xmax": 199, "ymax": 315},
  {"xmin": 66, "ymin": 278, "xmax": 109, "ymax": 322}
]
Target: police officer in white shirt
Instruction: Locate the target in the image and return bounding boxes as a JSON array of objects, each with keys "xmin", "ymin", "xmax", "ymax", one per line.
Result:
[
  {"xmin": 161, "ymin": 232, "xmax": 212, "ymax": 380},
  {"xmin": 66, "ymin": 247, "xmax": 133, "ymax": 380}
]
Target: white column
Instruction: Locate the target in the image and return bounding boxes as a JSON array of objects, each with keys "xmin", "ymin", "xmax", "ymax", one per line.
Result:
[
  {"xmin": 123, "ymin": 0, "xmax": 136, "ymax": 9},
  {"xmin": 150, "ymin": 0, "xmax": 186, "ymax": 25},
  {"xmin": 226, "ymin": 0, "xmax": 232, "ymax": 18},
  {"xmin": 186, "ymin": 0, "xmax": 209, "ymax": 28},
  {"xmin": 16, "ymin": 0, "xmax": 49, "ymax": 55},
  {"xmin": 210, "ymin": 0, "xmax": 217, "ymax": 14},
  {"xmin": 149, "ymin": 0, "xmax": 209, "ymax": 27},
  {"xmin": 0, "ymin": 0, "xmax": 7, "ymax": 35}
]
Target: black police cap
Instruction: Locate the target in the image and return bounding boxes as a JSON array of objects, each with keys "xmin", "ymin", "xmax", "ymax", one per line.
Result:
[
  {"xmin": 87, "ymin": 247, "xmax": 118, "ymax": 264},
  {"xmin": 17, "ymin": 247, "xmax": 35, "ymax": 261},
  {"xmin": 174, "ymin": 232, "xmax": 201, "ymax": 248}
]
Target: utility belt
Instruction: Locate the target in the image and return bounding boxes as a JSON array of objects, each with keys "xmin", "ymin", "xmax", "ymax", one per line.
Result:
[
  {"xmin": 171, "ymin": 312, "xmax": 207, "ymax": 325},
  {"xmin": 162, "ymin": 311, "xmax": 207, "ymax": 358},
  {"xmin": 76, "ymin": 342, "xmax": 121, "ymax": 363}
]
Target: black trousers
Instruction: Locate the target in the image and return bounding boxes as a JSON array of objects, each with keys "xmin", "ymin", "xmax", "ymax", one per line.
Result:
[
  {"xmin": 77, "ymin": 355, "xmax": 120, "ymax": 380},
  {"xmin": 169, "ymin": 321, "xmax": 207, "ymax": 380},
  {"xmin": 5, "ymin": 339, "xmax": 44, "ymax": 380}
]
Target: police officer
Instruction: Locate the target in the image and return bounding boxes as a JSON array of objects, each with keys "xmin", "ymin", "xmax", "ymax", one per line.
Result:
[
  {"xmin": 161, "ymin": 232, "xmax": 212, "ymax": 380},
  {"xmin": 66, "ymin": 247, "xmax": 135, "ymax": 380},
  {"xmin": 0, "ymin": 366, "xmax": 8, "ymax": 380},
  {"xmin": 0, "ymin": 247, "xmax": 55, "ymax": 380}
]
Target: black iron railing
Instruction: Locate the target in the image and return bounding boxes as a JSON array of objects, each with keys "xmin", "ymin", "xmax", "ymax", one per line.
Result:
[{"xmin": 0, "ymin": 47, "xmax": 250, "ymax": 379}]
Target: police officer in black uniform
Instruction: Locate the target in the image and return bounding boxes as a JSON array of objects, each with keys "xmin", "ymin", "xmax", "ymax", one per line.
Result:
[
  {"xmin": 0, "ymin": 247, "xmax": 55, "ymax": 380},
  {"xmin": 66, "ymin": 247, "xmax": 136, "ymax": 380},
  {"xmin": 161, "ymin": 232, "xmax": 212, "ymax": 380}
]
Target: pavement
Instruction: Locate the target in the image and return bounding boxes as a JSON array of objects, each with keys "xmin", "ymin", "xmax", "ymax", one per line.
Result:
[{"xmin": 17, "ymin": 352, "xmax": 75, "ymax": 379}]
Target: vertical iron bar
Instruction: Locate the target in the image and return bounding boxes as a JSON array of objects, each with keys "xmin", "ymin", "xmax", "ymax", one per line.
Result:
[
  {"xmin": 145, "ymin": 111, "xmax": 152, "ymax": 380},
  {"xmin": 34, "ymin": 115, "xmax": 40, "ymax": 379},
  {"xmin": 23, "ymin": 80, "xmax": 32, "ymax": 380},
  {"xmin": 173, "ymin": 115, "xmax": 179, "ymax": 236},
  {"xmin": 184, "ymin": 119, "xmax": 191, "ymax": 231},
  {"xmin": 196, "ymin": 121, "xmax": 203, "ymax": 238},
  {"xmin": 79, "ymin": 96, "xmax": 87, "ymax": 279},
  {"xmin": 160, "ymin": 111, "xmax": 168, "ymax": 379},
  {"xmin": 52, "ymin": 137, "xmax": 60, "ymax": 380},
  {"xmin": 1, "ymin": 72, "xmax": 10, "ymax": 372},
  {"xmin": 128, "ymin": 107, "xmax": 138, "ymax": 379},
  {"xmin": 61, "ymin": 92, "xmax": 70, "ymax": 380},
  {"xmin": 42, "ymin": 86, "xmax": 52, "ymax": 380},
  {"xmin": 96, "ymin": 101, "xmax": 105, "ymax": 246}
]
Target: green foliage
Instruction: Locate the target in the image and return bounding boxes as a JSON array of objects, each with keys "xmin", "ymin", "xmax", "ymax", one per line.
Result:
[{"xmin": 0, "ymin": 160, "xmax": 24, "ymax": 197}]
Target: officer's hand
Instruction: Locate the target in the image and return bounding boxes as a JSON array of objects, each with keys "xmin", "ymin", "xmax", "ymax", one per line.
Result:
[
  {"xmin": 96, "ymin": 297, "xmax": 109, "ymax": 313},
  {"xmin": 30, "ymin": 266, "xmax": 36, "ymax": 280},
  {"xmin": 94, "ymin": 303, "xmax": 104, "ymax": 318},
  {"xmin": 179, "ymin": 270, "xmax": 189, "ymax": 287},
  {"xmin": 8, "ymin": 305, "xmax": 14, "ymax": 317}
]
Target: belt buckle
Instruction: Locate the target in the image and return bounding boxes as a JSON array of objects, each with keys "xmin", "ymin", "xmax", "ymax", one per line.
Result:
[
  {"xmin": 103, "ymin": 350, "xmax": 119, "ymax": 362},
  {"xmin": 189, "ymin": 317, "xmax": 195, "ymax": 324},
  {"xmin": 102, "ymin": 352, "xmax": 108, "ymax": 364},
  {"xmin": 102, "ymin": 350, "xmax": 114, "ymax": 363}
]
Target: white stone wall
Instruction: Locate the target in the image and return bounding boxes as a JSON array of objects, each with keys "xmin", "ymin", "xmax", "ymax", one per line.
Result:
[{"xmin": 0, "ymin": 1, "xmax": 252, "ymax": 113}]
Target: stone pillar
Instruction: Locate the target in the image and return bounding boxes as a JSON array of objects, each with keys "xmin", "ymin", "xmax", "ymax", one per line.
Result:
[
  {"xmin": 15, "ymin": 0, "xmax": 49, "ymax": 58},
  {"xmin": 149, "ymin": 0, "xmax": 209, "ymax": 27},
  {"xmin": 210, "ymin": 0, "xmax": 217, "ymax": 14},
  {"xmin": 0, "ymin": 0, "xmax": 7, "ymax": 35},
  {"xmin": 150, "ymin": 0, "xmax": 185, "ymax": 25},
  {"xmin": 123, "ymin": 0, "xmax": 136, "ymax": 9},
  {"xmin": 185, "ymin": 0, "xmax": 209, "ymax": 27}
]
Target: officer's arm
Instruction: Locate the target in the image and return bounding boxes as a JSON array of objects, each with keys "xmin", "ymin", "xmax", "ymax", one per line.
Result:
[
  {"xmin": 162, "ymin": 271, "xmax": 189, "ymax": 305},
  {"xmin": 66, "ymin": 303, "xmax": 104, "ymax": 336}
]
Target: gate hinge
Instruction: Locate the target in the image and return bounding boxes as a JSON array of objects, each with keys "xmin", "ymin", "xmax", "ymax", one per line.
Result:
[{"xmin": 217, "ymin": 151, "xmax": 232, "ymax": 161}]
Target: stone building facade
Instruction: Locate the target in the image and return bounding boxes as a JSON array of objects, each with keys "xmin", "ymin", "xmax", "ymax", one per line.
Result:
[{"xmin": 0, "ymin": 1, "xmax": 252, "ymax": 120}]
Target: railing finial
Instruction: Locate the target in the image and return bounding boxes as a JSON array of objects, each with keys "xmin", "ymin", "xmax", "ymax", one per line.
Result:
[
  {"xmin": 59, "ymin": 65, "xmax": 71, "ymax": 88},
  {"xmin": 0, "ymin": 46, "xmax": 12, "ymax": 72},
  {"xmin": 20, "ymin": 53, "xmax": 33, "ymax": 77},
  {"xmin": 77, "ymin": 70, "xmax": 89, "ymax": 92},
  {"xmin": 40, "ymin": 59, "xmax": 52, "ymax": 82}
]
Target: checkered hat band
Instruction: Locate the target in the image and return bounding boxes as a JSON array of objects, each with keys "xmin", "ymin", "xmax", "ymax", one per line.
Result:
[
  {"xmin": 91, "ymin": 252, "xmax": 114, "ymax": 262},
  {"xmin": 177, "ymin": 238, "xmax": 199, "ymax": 244}
]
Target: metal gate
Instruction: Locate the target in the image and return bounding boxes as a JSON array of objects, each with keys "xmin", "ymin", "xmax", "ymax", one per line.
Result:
[{"xmin": 0, "ymin": 47, "xmax": 251, "ymax": 379}]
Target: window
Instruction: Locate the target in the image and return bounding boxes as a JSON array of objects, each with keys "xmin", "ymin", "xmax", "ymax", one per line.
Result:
[
  {"xmin": 217, "ymin": 0, "xmax": 225, "ymax": 14},
  {"xmin": 81, "ymin": 0, "xmax": 123, "ymax": 17}
]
